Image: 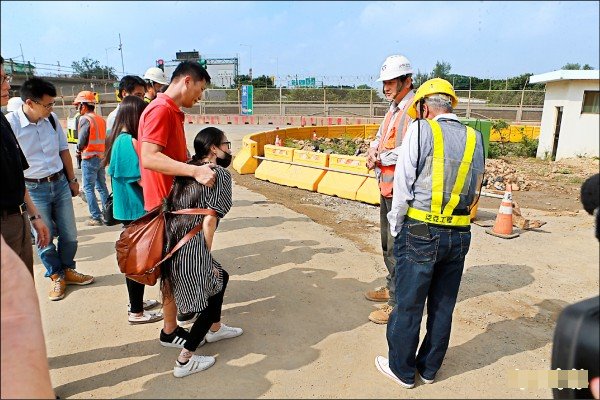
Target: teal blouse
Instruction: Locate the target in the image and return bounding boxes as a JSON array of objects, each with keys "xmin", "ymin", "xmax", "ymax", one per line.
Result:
[{"xmin": 107, "ymin": 133, "xmax": 145, "ymax": 221}]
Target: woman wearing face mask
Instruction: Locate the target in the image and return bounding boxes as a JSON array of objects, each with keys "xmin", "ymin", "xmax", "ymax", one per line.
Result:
[{"xmin": 161, "ymin": 127, "xmax": 242, "ymax": 378}]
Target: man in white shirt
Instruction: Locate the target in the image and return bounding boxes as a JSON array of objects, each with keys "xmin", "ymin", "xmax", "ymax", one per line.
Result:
[
  {"xmin": 6, "ymin": 77, "xmax": 95, "ymax": 301},
  {"xmin": 364, "ymin": 54, "xmax": 415, "ymax": 324}
]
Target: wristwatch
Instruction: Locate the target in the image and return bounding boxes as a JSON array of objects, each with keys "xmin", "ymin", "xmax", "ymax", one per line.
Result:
[
  {"xmin": 69, "ymin": 177, "xmax": 78, "ymax": 183},
  {"xmin": 29, "ymin": 214, "xmax": 42, "ymax": 221}
]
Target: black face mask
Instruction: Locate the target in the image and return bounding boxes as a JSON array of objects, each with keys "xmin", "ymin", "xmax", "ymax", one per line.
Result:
[{"xmin": 216, "ymin": 151, "xmax": 232, "ymax": 168}]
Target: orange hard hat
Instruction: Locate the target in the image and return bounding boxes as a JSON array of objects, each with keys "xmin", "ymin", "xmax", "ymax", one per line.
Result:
[{"xmin": 73, "ymin": 90, "xmax": 97, "ymax": 105}]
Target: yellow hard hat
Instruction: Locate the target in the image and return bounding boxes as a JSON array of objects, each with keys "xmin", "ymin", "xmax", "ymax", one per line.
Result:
[{"xmin": 407, "ymin": 78, "xmax": 458, "ymax": 119}]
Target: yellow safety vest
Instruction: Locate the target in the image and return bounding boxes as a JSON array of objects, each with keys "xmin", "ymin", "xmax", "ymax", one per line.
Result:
[
  {"xmin": 66, "ymin": 113, "xmax": 80, "ymax": 144},
  {"xmin": 406, "ymin": 120, "xmax": 477, "ymax": 227}
]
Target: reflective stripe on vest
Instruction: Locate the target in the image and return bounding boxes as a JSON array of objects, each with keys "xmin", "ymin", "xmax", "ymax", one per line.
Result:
[
  {"xmin": 377, "ymin": 107, "xmax": 411, "ymax": 198},
  {"xmin": 80, "ymin": 114, "xmax": 106, "ymax": 159},
  {"xmin": 406, "ymin": 119, "xmax": 477, "ymax": 227}
]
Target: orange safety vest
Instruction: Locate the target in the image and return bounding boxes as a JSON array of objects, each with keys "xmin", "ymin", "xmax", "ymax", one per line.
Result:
[
  {"xmin": 79, "ymin": 113, "xmax": 107, "ymax": 160},
  {"xmin": 376, "ymin": 107, "xmax": 411, "ymax": 198}
]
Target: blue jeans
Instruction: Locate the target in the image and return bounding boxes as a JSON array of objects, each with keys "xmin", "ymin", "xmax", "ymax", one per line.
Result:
[
  {"xmin": 82, "ymin": 156, "xmax": 109, "ymax": 221},
  {"xmin": 387, "ymin": 218, "xmax": 471, "ymax": 384},
  {"xmin": 25, "ymin": 174, "xmax": 78, "ymax": 278}
]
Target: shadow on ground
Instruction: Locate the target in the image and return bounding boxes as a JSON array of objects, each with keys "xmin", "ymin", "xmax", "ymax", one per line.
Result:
[{"xmin": 51, "ymin": 266, "xmax": 377, "ymax": 398}]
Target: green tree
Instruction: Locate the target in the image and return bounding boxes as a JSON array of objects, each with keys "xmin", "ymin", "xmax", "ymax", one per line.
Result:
[
  {"xmin": 234, "ymin": 74, "xmax": 251, "ymax": 86},
  {"xmin": 431, "ymin": 61, "xmax": 451, "ymax": 79},
  {"xmin": 251, "ymin": 75, "xmax": 274, "ymax": 88},
  {"xmin": 413, "ymin": 69, "xmax": 429, "ymax": 87},
  {"xmin": 562, "ymin": 63, "xmax": 595, "ymax": 70},
  {"xmin": 71, "ymin": 57, "xmax": 116, "ymax": 80}
]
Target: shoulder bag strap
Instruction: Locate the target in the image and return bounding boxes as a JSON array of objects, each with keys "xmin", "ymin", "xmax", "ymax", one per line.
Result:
[{"xmin": 154, "ymin": 208, "xmax": 218, "ymax": 267}]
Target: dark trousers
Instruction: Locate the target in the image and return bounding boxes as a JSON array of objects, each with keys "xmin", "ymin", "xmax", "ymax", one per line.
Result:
[
  {"xmin": 122, "ymin": 221, "xmax": 145, "ymax": 314},
  {"xmin": 380, "ymin": 195, "xmax": 396, "ymax": 306},
  {"xmin": 185, "ymin": 270, "xmax": 229, "ymax": 352},
  {"xmin": 387, "ymin": 218, "xmax": 471, "ymax": 384},
  {"xmin": 1, "ymin": 213, "xmax": 33, "ymax": 276}
]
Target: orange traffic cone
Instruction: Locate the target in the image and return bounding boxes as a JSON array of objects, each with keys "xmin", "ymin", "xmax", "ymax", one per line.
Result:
[{"xmin": 485, "ymin": 184, "xmax": 520, "ymax": 239}]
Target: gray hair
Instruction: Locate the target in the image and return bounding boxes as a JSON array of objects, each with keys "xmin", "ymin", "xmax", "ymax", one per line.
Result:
[{"xmin": 424, "ymin": 94, "xmax": 453, "ymax": 113}]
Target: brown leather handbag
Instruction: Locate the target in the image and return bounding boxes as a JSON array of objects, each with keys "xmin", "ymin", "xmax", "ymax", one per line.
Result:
[{"xmin": 116, "ymin": 205, "xmax": 217, "ymax": 286}]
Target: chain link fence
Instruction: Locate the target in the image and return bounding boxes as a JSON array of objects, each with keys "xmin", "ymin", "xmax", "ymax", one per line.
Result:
[{"xmin": 6, "ymin": 59, "xmax": 545, "ymax": 122}]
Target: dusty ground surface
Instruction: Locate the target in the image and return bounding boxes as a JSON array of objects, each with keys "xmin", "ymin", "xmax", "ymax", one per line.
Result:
[
  {"xmin": 35, "ymin": 125, "xmax": 598, "ymax": 399},
  {"xmin": 231, "ymin": 155, "xmax": 598, "ymax": 254}
]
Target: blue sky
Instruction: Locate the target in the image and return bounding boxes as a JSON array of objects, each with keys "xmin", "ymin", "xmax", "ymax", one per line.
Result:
[{"xmin": 1, "ymin": 1, "xmax": 598, "ymax": 86}]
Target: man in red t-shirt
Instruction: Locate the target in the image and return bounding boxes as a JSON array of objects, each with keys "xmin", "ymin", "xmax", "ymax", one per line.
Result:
[{"xmin": 138, "ymin": 61, "xmax": 215, "ymax": 347}]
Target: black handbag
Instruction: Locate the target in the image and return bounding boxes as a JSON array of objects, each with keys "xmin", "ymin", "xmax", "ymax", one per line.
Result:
[{"xmin": 102, "ymin": 193, "xmax": 120, "ymax": 226}]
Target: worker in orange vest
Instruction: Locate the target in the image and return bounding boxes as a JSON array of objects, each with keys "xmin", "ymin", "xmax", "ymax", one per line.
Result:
[
  {"xmin": 74, "ymin": 91, "xmax": 110, "ymax": 226},
  {"xmin": 365, "ymin": 54, "xmax": 415, "ymax": 324}
]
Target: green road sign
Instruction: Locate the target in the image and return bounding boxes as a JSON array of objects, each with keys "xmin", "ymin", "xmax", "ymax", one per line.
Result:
[{"xmin": 241, "ymin": 85, "xmax": 253, "ymax": 115}]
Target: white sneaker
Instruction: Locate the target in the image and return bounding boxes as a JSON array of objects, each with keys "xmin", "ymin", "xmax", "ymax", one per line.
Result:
[
  {"xmin": 205, "ymin": 323, "xmax": 243, "ymax": 343},
  {"xmin": 374, "ymin": 356, "xmax": 414, "ymax": 389},
  {"xmin": 173, "ymin": 355, "xmax": 215, "ymax": 378},
  {"xmin": 128, "ymin": 310, "xmax": 163, "ymax": 325}
]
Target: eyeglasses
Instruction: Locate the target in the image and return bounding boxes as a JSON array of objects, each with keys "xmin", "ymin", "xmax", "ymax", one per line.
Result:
[
  {"xmin": 221, "ymin": 141, "xmax": 231, "ymax": 149},
  {"xmin": 32, "ymin": 99, "xmax": 55, "ymax": 110},
  {"xmin": 1, "ymin": 74, "xmax": 12, "ymax": 85}
]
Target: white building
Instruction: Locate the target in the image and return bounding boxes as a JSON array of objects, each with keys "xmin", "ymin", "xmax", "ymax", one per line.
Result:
[{"xmin": 529, "ymin": 70, "xmax": 599, "ymax": 160}]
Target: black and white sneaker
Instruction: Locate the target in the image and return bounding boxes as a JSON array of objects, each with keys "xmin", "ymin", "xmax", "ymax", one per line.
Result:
[
  {"xmin": 173, "ymin": 355, "xmax": 215, "ymax": 378},
  {"xmin": 177, "ymin": 311, "xmax": 199, "ymax": 327},
  {"xmin": 160, "ymin": 326, "xmax": 189, "ymax": 348}
]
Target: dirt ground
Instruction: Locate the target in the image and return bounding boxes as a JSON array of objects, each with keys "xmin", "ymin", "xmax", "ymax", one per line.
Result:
[
  {"xmin": 231, "ymin": 156, "xmax": 598, "ymax": 254},
  {"xmin": 38, "ymin": 125, "xmax": 598, "ymax": 399}
]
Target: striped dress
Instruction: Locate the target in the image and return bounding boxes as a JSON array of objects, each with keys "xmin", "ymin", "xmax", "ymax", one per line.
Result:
[{"xmin": 164, "ymin": 166, "xmax": 232, "ymax": 313}]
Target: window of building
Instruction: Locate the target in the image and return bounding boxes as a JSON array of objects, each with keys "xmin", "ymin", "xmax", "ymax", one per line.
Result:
[{"xmin": 581, "ymin": 90, "xmax": 599, "ymax": 114}]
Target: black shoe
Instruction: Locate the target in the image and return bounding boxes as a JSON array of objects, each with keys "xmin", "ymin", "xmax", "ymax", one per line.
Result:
[
  {"xmin": 177, "ymin": 311, "xmax": 199, "ymax": 327},
  {"xmin": 160, "ymin": 326, "xmax": 189, "ymax": 348}
]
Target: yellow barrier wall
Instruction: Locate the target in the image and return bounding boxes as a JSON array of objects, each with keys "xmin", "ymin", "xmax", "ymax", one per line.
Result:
[
  {"xmin": 355, "ymin": 174, "xmax": 380, "ymax": 205},
  {"xmin": 317, "ymin": 154, "xmax": 369, "ymax": 201},
  {"xmin": 283, "ymin": 150, "xmax": 329, "ymax": 191},
  {"xmin": 232, "ymin": 137, "xmax": 259, "ymax": 174},
  {"xmin": 255, "ymin": 145, "xmax": 294, "ymax": 184},
  {"xmin": 490, "ymin": 125, "xmax": 540, "ymax": 142},
  {"xmin": 365, "ymin": 124, "xmax": 380, "ymax": 139}
]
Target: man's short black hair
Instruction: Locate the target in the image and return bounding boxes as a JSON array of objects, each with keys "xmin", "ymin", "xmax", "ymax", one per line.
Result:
[
  {"xmin": 0, "ymin": 55, "xmax": 4, "ymax": 64},
  {"xmin": 171, "ymin": 61, "xmax": 211, "ymax": 84},
  {"xmin": 118, "ymin": 75, "xmax": 146, "ymax": 100},
  {"xmin": 20, "ymin": 77, "xmax": 57, "ymax": 101}
]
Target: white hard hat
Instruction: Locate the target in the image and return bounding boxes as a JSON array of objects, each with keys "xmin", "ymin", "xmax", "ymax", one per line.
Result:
[
  {"xmin": 7, "ymin": 96, "xmax": 24, "ymax": 112},
  {"xmin": 143, "ymin": 67, "xmax": 169, "ymax": 85},
  {"xmin": 376, "ymin": 55, "xmax": 413, "ymax": 82}
]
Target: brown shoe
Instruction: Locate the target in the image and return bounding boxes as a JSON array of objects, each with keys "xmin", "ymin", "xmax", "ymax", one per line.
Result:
[
  {"xmin": 369, "ymin": 304, "xmax": 393, "ymax": 324},
  {"xmin": 64, "ymin": 268, "xmax": 94, "ymax": 285},
  {"xmin": 86, "ymin": 218, "xmax": 103, "ymax": 226},
  {"xmin": 365, "ymin": 286, "xmax": 390, "ymax": 302},
  {"xmin": 49, "ymin": 274, "xmax": 66, "ymax": 301}
]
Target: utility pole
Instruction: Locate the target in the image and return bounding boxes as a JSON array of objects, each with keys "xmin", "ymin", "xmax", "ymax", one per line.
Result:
[
  {"xmin": 19, "ymin": 43, "xmax": 28, "ymax": 79},
  {"xmin": 466, "ymin": 76, "xmax": 472, "ymax": 118},
  {"xmin": 118, "ymin": 33, "xmax": 125, "ymax": 77}
]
